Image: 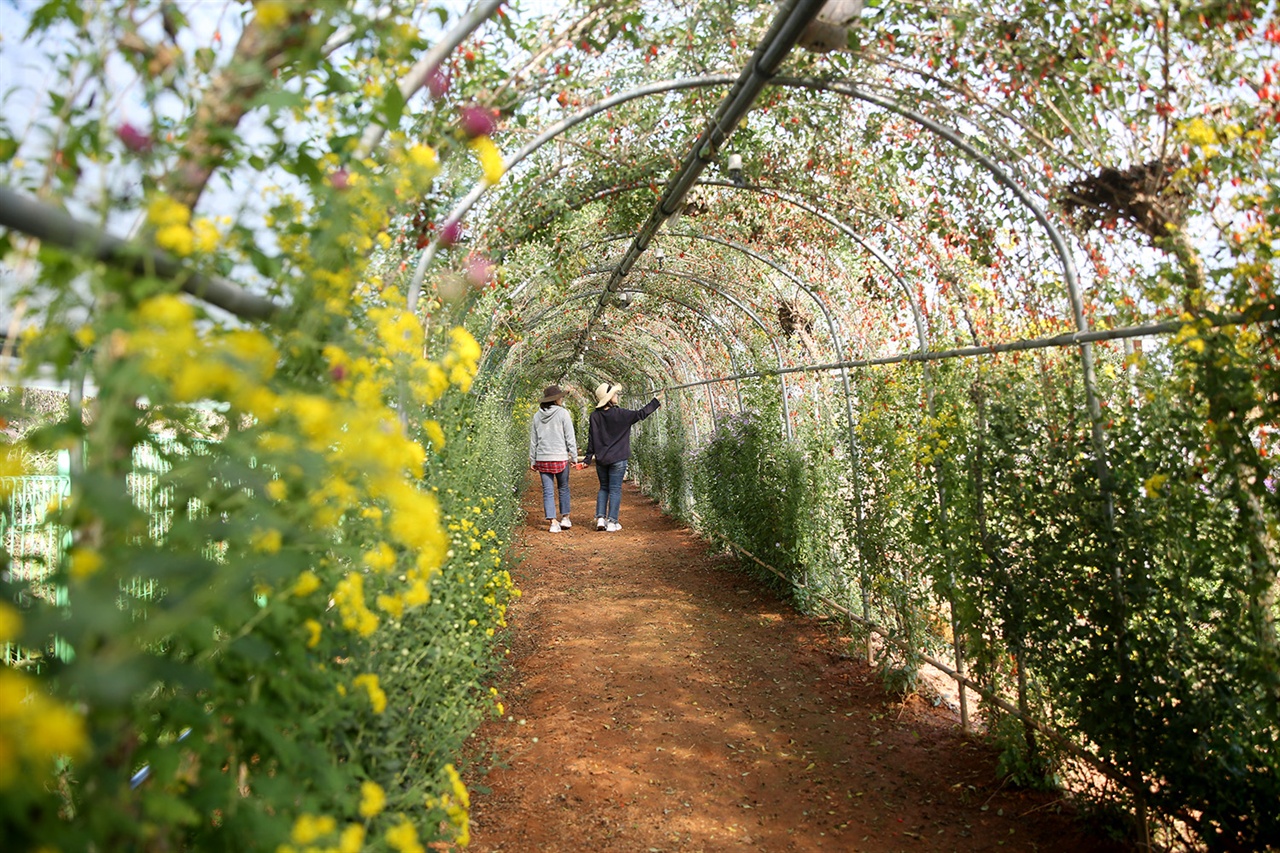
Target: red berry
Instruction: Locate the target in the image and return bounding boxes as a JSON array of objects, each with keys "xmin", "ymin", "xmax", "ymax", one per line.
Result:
[
  {"xmin": 459, "ymin": 105, "xmax": 495, "ymax": 138},
  {"xmin": 117, "ymin": 123, "xmax": 153, "ymax": 153},
  {"xmin": 427, "ymin": 65, "xmax": 450, "ymax": 99},
  {"xmin": 439, "ymin": 219, "xmax": 463, "ymax": 247}
]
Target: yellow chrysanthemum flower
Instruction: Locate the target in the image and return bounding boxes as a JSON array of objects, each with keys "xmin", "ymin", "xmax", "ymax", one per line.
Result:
[
  {"xmin": 68, "ymin": 547, "xmax": 104, "ymax": 580},
  {"xmin": 469, "ymin": 136, "xmax": 504, "ymax": 185},
  {"xmin": 359, "ymin": 780, "xmax": 386, "ymax": 818},
  {"xmin": 0, "ymin": 603, "xmax": 20, "ymax": 643},
  {"xmin": 250, "ymin": 528, "xmax": 283, "ymax": 555},
  {"xmin": 423, "ymin": 420, "xmax": 446, "ymax": 450},
  {"xmin": 290, "ymin": 813, "xmax": 337, "ymax": 845},
  {"xmin": 146, "ymin": 194, "xmax": 191, "ymax": 228},
  {"xmin": 192, "ymin": 217, "xmax": 220, "ymax": 252},
  {"xmin": 385, "ymin": 819, "xmax": 423, "ymax": 853},
  {"xmin": 254, "ymin": 0, "xmax": 291, "ymax": 29},
  {"xmin": 292, "ymin": 571, "xmax": 321, "ymax": 597},
  {"xmin": 265, "ymin": 479, "xmax": 288, "ymax": 501},
  {"xmin": 338, "ymin": 824, "xmax": 365, "ymax": 853},
  {"xmin": 353, "ymin": 673, "xmax": 387, "ymax": 714}
]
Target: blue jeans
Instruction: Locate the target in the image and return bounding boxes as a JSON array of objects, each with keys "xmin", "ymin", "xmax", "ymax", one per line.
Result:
[
  {"xmin": 595, "ymin": 460, "xmax": 627, "ymax": 522},
  {"xmin": 540, "ymin": 468, "xmax": 570, "ymax": 519}
]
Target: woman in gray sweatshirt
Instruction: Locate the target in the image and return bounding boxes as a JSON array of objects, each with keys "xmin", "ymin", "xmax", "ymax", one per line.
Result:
[{"xmin": 529, "ymin": 384, "xmax": 581, "ymax": 533}]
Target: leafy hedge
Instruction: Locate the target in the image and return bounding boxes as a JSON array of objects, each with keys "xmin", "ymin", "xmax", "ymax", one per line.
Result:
[{"xmin": 635, "ymin": 341, "xmax": 1280, "ymax": 849}]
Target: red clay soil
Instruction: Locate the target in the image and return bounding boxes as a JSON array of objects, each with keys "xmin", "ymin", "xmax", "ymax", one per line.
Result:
[{"xmin": 465, "ymin": 468, "xmax": 1130, "ymax": 853}]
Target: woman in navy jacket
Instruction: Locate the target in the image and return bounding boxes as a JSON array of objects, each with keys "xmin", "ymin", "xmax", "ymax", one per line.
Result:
[{"xmin": 582, "ymin": 381, "xmax": 660, "ymax": 532}]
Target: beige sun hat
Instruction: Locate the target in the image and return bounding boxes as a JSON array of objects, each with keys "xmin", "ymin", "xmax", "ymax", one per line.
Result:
[{"xmin": 594, "ymin": 381, "xmax": 621, "ymax": 408}]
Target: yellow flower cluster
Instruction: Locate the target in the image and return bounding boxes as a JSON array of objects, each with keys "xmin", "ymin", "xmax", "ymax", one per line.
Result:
[
  {"xmin": 387, "ymin": 141, "xmax": 441, "ymax": 199},
  {"xmin": 304, "ymin": 618, "xmax": 323, "ymax": 648},
  {"xmin": 254, "ymin": 0, "xmax": 292, "ymax": 29},
  {"xmin": 470, "ymin": 136, "xmax": 504, "ymax": 186},
  {"xmin": 293, "ymin": 571, "xmax": 322, "ymax": 597},
  {"xmin": 352, "ymin": 673, "xmax": 387, "ymax": 714},
  {"xmin": 358, "ymin": 779, "xmax": 386, "ymax": 817},
  {"xmin": 1173, "ymin": 315, "xmax": 1210, "ymax": 355},
  {"xmin": 423, "ymin": 763, "xmax": 471, "ymax": 847},
  {"xmin": 442, "ymin": 327, "xmax": 482, "ymax": 393},
  {"xmin": 146, "ymin": 194, "xmax": 220, "ymax": 256},
  {"xmin": 0, "ymin": 665, "xmax": 88, "ymax": 790},
  {"xmin": 68, "ymin": 545, "xmax": 104, "ymax": 580},
  {"xmin": 422, "ymin": 420, "xmax": 446, "ymax": 450},
  {"xmin": 333, "ymin": 573, "xmax": 379, "ymax": 637},
  {"xmin": 278, "ymin": 813, "xmax": 364, "ymax": 853},
  {"xmin": 124, "ymin": 295, "xmax": 279, "ymax": 408},
  {"xmin": 122, "ymin": 291, "xmax": 468, "ymax": 636},
  {"xmin": 0, "ymin": 444, "xmax": 30, "ymax": 493},
  {"xmin": 385, "ymin": 818, "xmax": 424, "ymax": 853}
]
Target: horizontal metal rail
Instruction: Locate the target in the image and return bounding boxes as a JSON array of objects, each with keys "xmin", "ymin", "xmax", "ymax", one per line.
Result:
[{"xmin": 657, "ymin": 304, "xmax": 1280, "ymax": 392}]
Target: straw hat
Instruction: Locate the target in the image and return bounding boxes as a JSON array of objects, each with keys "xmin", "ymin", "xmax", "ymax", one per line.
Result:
[
  {"xmin": 594, "ymin": 381, "xmax": 621, "ymax": 409},
  {"xmin": 539, "ymin": 384, "xmax": 565, "ymax": 403}
]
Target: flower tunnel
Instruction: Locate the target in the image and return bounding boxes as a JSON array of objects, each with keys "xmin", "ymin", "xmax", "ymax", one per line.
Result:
[{"xmin": 1, "ymin": 0, "xmax": 1278, "ymax": 850}]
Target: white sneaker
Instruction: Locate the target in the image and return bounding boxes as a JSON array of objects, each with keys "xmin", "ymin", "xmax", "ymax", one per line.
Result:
[
  {"xmin": 549, "ymin": 520, "xmax": 561, "ymax": 533},
  {"xmin": 560, "ymin": 517, "xmax": 572, "ymax": 529},
  {"xmin": 595, "ymin": 517, "xmax": 606, "ymax": 531},
  {"xmin": 606, "ymin": 521, "xmax": 622, "ymax": 532}
]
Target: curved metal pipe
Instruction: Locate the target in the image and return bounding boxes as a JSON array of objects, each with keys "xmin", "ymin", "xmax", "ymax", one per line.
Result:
[
  {"xmin": 403, "ymin": 72, "xmax": 738, "ymax": 311},
  {"xmin": 516, "ymin": 284, "xmax": 746, "ymax": 414},
  {"xmin": 775, "ymin": 76, "xmax": 1111, "ymax": 494}
]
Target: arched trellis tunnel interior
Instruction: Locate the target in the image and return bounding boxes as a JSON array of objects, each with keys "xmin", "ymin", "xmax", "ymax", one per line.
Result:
[{"xmin": 2, "ymin": 1, "xmax": 1279, "ymax": 849}]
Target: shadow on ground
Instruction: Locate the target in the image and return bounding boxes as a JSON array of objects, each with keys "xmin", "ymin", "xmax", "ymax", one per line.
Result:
[{"xmin": 465, "ymin": 468, "xmax": 1131, "ymax": 853}]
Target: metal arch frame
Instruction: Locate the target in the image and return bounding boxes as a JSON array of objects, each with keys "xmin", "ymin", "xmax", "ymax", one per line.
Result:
[
  {"xmin": 492, "ymin": 303, "xmax": 721, "ymax": 431},
  {"xmin": 402, "ymin": 72, "xmax": 737, "ymax": 311},
  {"xmin": 515, "ymin": 285, "xmax": 747, "ymax": 414},
  {"xmin": 417, "ymin": 66, "xmax": 1102, "ymax": 468},
  {"xmin": 495, "ymin": 283, "xmax": 726, "ymax": 385},
  {"xmin": 512, "ymin": 287, "xmax": 736, "ymax": 422},
  {"xmin": 492, "ymin": 178, "xmax": 933, "ymax": 357},
  {"xmin": 511, "ymin": 327, "xmax": 720, "ymax": 440},
  {"xmin": 575, "ymin": 328, "xmax": 722, "ymax": 432},
  {"xmin": 660, "ymin": 229, "xmax": 858, "ymax": 444},
  {"xmin": 571, "ymin": 229, "xmax": 866, "ymax": 520},
  {"xmin": 625, "ymin": 266, "xmax": 794, "ymax": 439},
  {"xmin": 770, "ymin": 76, "xmax": 1111, "ymax": 493},
  {"xmin": 393, "ymin": 53, "xmax": 1110, "ymax": 529},
  {"xmin": 492, "ymin": 305, "xmax": 699, "ymax": 395},
  {"xmin": 496, "ymin": 330, "xmax": 665, "ymax": 409},
  {"xmin": 560, "ymin": 0, "xmax": 832, "ymax": 374}
]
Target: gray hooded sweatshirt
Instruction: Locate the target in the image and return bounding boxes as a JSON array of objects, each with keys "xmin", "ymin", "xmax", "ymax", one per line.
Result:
[{"xmin": 529, "ymin": 404, "xmax": 578, "ymax": 464}]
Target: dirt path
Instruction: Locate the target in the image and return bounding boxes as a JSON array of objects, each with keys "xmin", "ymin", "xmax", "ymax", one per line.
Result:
[{"xmin": 466, "ymin": 468, "xmax": 1128, "ymax": 852}]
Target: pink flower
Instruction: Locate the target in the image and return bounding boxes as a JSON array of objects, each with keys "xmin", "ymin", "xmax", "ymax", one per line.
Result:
[
  {"xmin": 427, "ymin": 65, "xmax": 450, "ymax": 99},
  {"xmin": 459, "ymin": 105, "xmax": 495, "ymax": 138},
  {"xmin": 117, "ymin": 123, "xmax": 153, "ymax": 153},
  {"xmin": 439, "ymin": 219, "xmax": 463, "ymax": 247},
  {"xmin": 465, "ymin": 254, "xmax": 493, "ymax": 287},
  {"xmin": 330, "ymin": 168, "xmax": 350, "ymax": 190},
  {"xmin": 330, "ymin": 364, "xmax": 347, "ymax": 382}
]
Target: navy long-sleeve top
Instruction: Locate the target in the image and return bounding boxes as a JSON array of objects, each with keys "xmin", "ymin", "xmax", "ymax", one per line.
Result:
[{"xmin": 582, "ymin": 398, "xmax": 660, "ymax": 466}]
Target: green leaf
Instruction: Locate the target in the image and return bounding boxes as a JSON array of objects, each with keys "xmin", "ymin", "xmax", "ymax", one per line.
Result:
[{"xmin": 380, "ymin": 83, "xmax": 406, "ymax": 130}]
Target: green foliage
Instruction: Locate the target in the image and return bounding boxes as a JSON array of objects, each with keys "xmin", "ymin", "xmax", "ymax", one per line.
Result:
[
  {"xmin": 632, "ymin": 396, "xmax": 694, "ymax": 522},
  {"xmin": 692, "ymin": 408, "xmax": 805, "ymax": 591}
]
